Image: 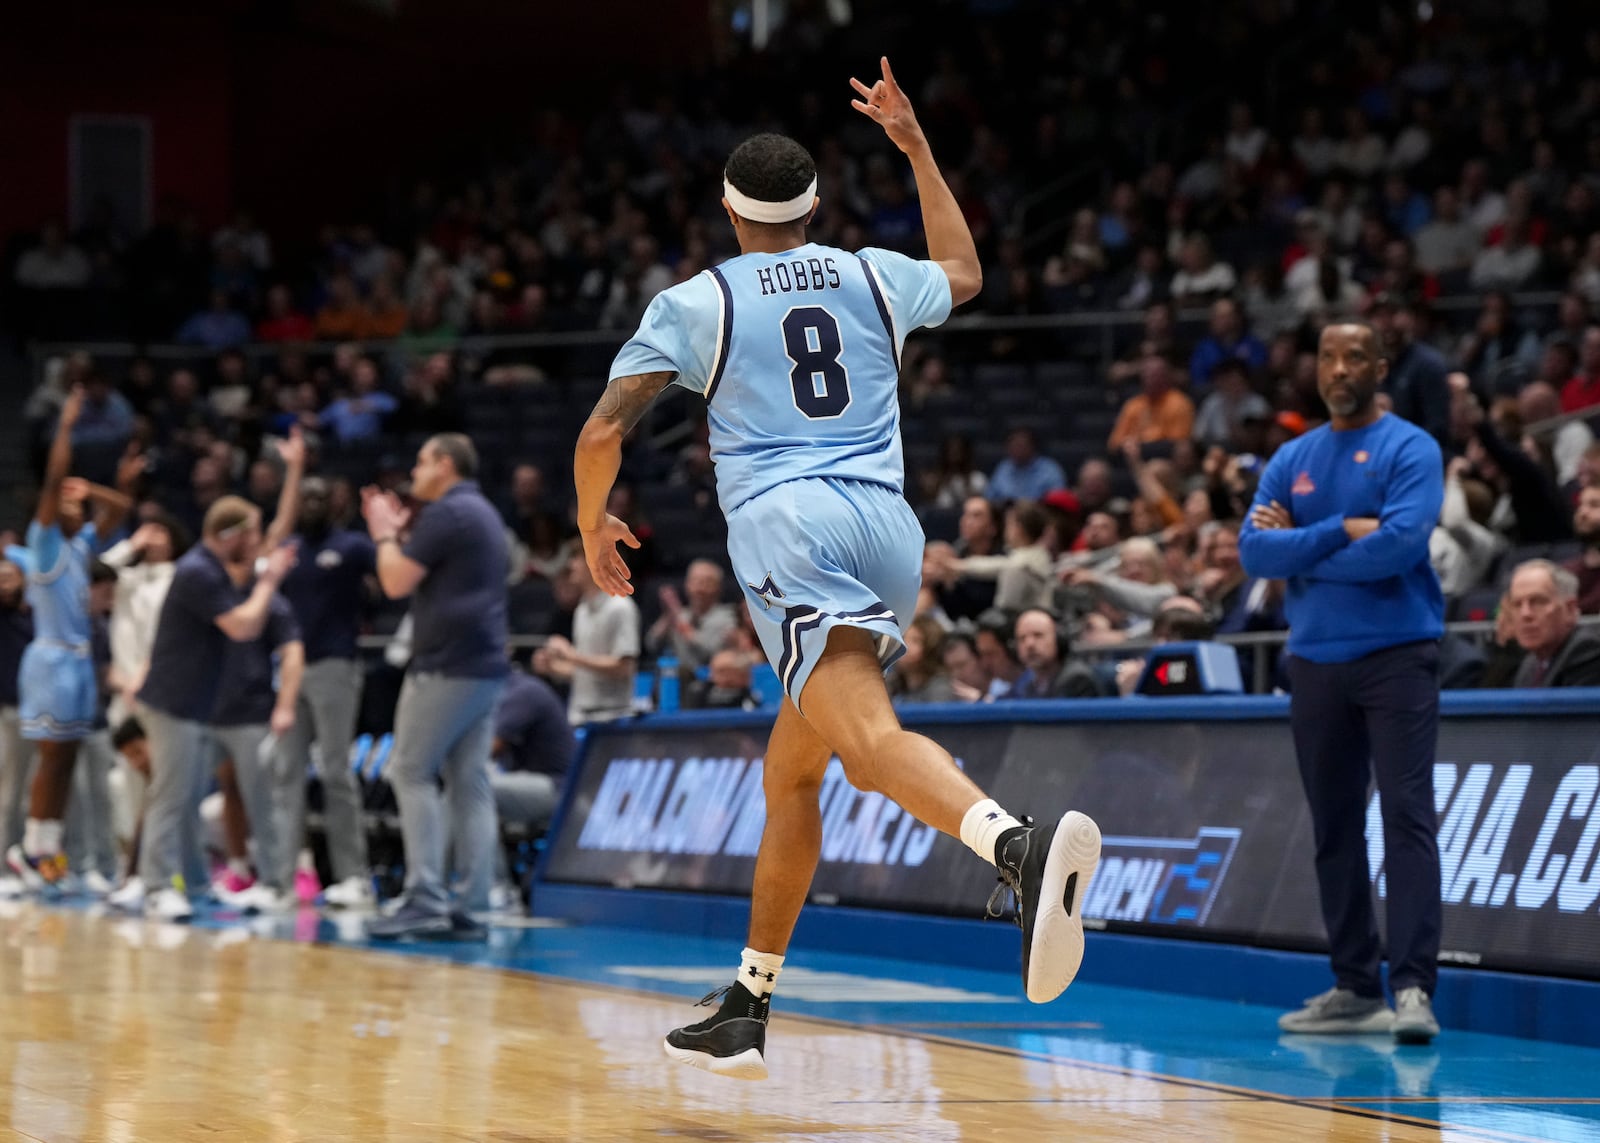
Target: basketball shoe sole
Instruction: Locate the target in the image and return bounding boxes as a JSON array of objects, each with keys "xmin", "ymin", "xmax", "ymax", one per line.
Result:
[
  {"xmin": 663, "ymin": 983, "xmax": 770, "ymax": 1080},
  {"xmin": 1016, "ymin": 810, "xmax": 1102, "ymax": 1004}
]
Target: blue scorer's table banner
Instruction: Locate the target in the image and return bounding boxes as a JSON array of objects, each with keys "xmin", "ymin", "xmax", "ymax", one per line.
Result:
[{"xmin": 542, "ymin": 694, "xmax": 1600, "ymax": 980}]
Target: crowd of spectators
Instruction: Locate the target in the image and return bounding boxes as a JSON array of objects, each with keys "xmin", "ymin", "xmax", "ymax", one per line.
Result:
[{"xmin": 6, "ymin": 1, "xmax": 1600, "ymax": 706}]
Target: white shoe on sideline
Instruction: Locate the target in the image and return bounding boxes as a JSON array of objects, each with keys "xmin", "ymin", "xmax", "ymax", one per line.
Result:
[
  {"xmin": 108, "ymin": 876, "xmax": 146, "ymax": 912},
  {"xmin": 479, "ymin": 882, "xmax": 525, "ymax": 919},
  {"xmin": 322, "ymin": 876, "xmax": 376, "ymax": 910},
  {"xmin": 82, "ymin": 870, "xmax": 115, "ymax": 897},
  {"xmin": 145, "ymin": 886, "xmax": 194, "ymax": 923},
  {"xmin": 0, "ymin": 874, "xmax": 26, "ymax": 899},
  {"xmin": 232, "ymin": 884, "xmax": 292, "ymax": 915}
]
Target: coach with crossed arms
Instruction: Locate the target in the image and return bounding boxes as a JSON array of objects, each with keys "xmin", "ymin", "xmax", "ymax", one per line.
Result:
[
  {"xmin": 361, "ymin": 433, "xmax": 508, "ymax": 941},
  {"xmin": 1240, "ymin": 321, "xmax": 1445, "ymax": 1045}
]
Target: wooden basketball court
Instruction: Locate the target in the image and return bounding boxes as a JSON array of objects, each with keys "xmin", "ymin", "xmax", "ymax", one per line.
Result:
[{"xmin": 0, "ymin": 905, "xmax": 1588, "ymax": 1142}]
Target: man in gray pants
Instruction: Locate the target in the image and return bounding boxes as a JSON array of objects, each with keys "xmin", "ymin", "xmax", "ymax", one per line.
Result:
[
  {"xmin": 277, "ymin": 478, "xmax": 374, "ymax": 907},
  {"xmin": 0, "ymin": 557, "xmax": 35, "ymax": 895},
  {"xmin": 134, "ymin": 497, "xmax": 296, "ymax": 922},
  {"xmin": 210, "ymin": 592, "xmax": 304, "ymax": 912},
  {"xmin": 362, "ymin": 433, "xmax": 508, "ymax": 941},
  {"xmin": 64, "ymin": 559, "xmax": 122, "ymax": 891}
]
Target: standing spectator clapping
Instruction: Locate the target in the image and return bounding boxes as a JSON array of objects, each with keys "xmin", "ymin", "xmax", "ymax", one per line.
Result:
[
  {"xmin": 646, "ymin": 560, "xmax": 737, "ymax": 677},
  {"xmin": 362, "ymin": 434, "xmax": 510, "ymax": 940}
]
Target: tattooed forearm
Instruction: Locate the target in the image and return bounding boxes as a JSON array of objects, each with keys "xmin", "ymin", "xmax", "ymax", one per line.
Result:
[{"xmin": 590, "ymin": 371, "xmax": 677, "ymax": 434}]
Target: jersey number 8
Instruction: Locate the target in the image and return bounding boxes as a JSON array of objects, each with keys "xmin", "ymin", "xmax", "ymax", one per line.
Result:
[{"xmin": 782, "ymin": 307, "xmax": 852, "ymax": 420}]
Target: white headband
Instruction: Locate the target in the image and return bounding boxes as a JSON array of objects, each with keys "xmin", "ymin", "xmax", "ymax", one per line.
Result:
[{"xmin": 723, "ymin": 176, "xmax": 818, "ymax": 224}]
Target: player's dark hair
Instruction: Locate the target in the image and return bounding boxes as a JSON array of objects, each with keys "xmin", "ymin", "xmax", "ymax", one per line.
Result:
[
  {"xmin": 112, "ymin": 717, "xmax": 146, "ymax": 749},
  {"xmin": 90, "ymin": 559, "xmax": 117, "ymax": 585},
  {"xmin": 426, "ymin": 433, "xmax": 479, "ymax": 480},
  {"xmin": 725, "ymin": 134, "xmax": 816, "ymax": 206}
]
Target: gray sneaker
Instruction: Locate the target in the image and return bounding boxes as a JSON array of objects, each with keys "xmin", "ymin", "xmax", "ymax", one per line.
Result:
[
  {"xmin": 1278, "ymin": 987, "xmax": 1395, "ymax": 1034},
  {"xmin": 1393, "ymin": 987, "xmax": 1440, "ymax": 1045}
]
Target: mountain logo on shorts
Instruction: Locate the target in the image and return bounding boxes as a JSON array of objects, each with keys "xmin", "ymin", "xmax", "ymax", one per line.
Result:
[{"xmin": 747, "ymin": 573, "xmax": 786, "ymax": 611}]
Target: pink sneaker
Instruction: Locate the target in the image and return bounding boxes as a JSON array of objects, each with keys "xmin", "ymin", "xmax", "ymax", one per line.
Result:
[
  {"xmin": 219, "ymin": 869, "xmax": 255, "ymax": 895},
  {"xmin": 295, "ymin": 866, "xmax": 322, "ymax": 904}
]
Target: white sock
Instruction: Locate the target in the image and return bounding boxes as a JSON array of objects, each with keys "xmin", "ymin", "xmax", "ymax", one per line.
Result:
[
  {"xmin": 227, "ymin": 858, "xmax": 252, "ymax": 879},
  {"xmin": 960, "ymin": 799, "xmax": 1024, "ymax": 867},
  {"xmin": 24, "ymin": 819, "xmax": 63, "ymax": 858},
  {"xmin": 738, "ymin": 947, "xmax": 785, "ymax": 998}
]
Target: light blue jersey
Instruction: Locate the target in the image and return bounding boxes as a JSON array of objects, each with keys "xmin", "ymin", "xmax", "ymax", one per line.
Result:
[
  {"xmin": 13, "ymin": 520, "xmax": 99, "ymax": 741},
  {"xmin": 610, "ymin": 243, "xmax": 952, "ymax": 514},
  {"xmin": 24, "ymin": 520, "xmax": 96, "ymax": 649},
  {"xmin": 609, "ymin": 243, "xmax": 952, "ymax": 710}
]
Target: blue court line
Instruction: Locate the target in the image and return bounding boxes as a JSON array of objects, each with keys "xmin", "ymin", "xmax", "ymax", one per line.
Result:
[
  {"xmin": 45, "ymin": 892, "xmax": 1600, "ymax": 1142},
  {"xmin": 125, "ymin": 897, "xmax": 1600, "ymax": 1143},
  {"xmin": 531, "ymin": 883, "xmax": 1600, "ymax": 1050}
]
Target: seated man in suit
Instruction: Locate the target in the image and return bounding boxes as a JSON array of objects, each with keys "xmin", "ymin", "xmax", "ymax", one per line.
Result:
[{"xmin": 1507, "ymin": 559, "xmax": 1600, "ymax": 688}]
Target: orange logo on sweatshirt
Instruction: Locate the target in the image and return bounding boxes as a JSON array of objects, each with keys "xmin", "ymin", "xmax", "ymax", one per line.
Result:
[
  {"xmin": 1354, "ymin": 450, "xmax": 1370, "ymax": 464},
  {"xmin": 1292, "ymin": 472, "xmax": 1316, "ymax": 496}
]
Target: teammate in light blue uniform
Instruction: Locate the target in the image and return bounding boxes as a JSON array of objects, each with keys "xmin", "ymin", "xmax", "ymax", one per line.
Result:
[
  {"xmin": 6, "ymin": 386, "xmax": 132, "ymax": 889},
  {"xmin": 575, "ymin": 59, "xmax": 1103, "ymax": 1081},
  {"xmin": 16, "ymin": 518, "xmax": 99, "ymax": 742}
]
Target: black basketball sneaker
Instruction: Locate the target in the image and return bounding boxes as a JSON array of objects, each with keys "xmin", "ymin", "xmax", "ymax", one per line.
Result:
[
  {"xmin": 663, "ymin": 981, "xmax": 771, "ymax": 1080},
  {"xmin": 988, "ymin": 810, "xmax": 1102, "ymax": 1004}
]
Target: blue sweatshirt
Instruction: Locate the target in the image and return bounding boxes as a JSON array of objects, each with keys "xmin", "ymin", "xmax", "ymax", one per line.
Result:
[{"xmin": 1239, "ymin": 413, "xmax": 1444, "ymax": 663}]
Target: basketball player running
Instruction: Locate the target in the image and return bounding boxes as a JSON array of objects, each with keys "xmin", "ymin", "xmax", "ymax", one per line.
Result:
[
  {"xmin": 7, "ymin": 385, "xmax": 134, "ymax": 889},
  {"xmin": 576, "ymin": 58, "xmax": 1102, "ymax": 1080}
]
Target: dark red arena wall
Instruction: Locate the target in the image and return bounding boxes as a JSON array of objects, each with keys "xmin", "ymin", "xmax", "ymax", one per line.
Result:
[{"xmin": 0, "ymin": 0, "xmax": 708, "ymax": 241}]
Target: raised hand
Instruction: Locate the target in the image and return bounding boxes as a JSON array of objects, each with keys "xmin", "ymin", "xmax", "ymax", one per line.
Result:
[
  {"xmin": 361, "ymin": 485, "xmax": 411, "ymax": 539},
  {"xmin": 277, "ymin": 425, "xmax": 307, "ymax": 470},
  {"xmin": 262, "ymin": 542, "xmax": 298, "ymax": 584},
  {"xmin": 117, "ymin": 442, "xmax": 148, "ymax": 490},
  {"xmin": 849, "ymin": 57, "xmax": 927, "ymax": 155},
  {"xmin": 59, "ymin": 385, "xmax": 86, "ymax": 429},
  {"xmin": 130, "ymin": 522, "xmax": 164, "ymax": 552},
  {"xmin": 60, "ymin": 477, "xmax": 91, "ymax": 506}
]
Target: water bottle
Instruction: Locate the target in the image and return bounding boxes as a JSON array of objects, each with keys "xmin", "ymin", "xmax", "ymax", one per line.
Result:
[
  {"xmin": 657, "ymin": 655, "xmax": 680, "ymax": 713},
  {"xmin": 750, "ymin": 663, "xmax": 780, "ymax": 707},
  {"xmin": 631, "ymin": 671, "xmax": 654, "ymax": 714}
]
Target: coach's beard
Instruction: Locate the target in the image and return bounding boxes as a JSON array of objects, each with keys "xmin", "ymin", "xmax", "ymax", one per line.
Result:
[{"xmin": 1325, "ymin": 387, "xmax": 1364, "ymax": 418}]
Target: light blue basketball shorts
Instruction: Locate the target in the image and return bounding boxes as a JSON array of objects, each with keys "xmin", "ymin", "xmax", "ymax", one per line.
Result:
[
  {"xmin": 19, "ymin": 641, "xmax": 98, "ymax": 742},
  {"xmin": 725, "ymin": 477, "xmax": 922, "ymax": 713}
]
